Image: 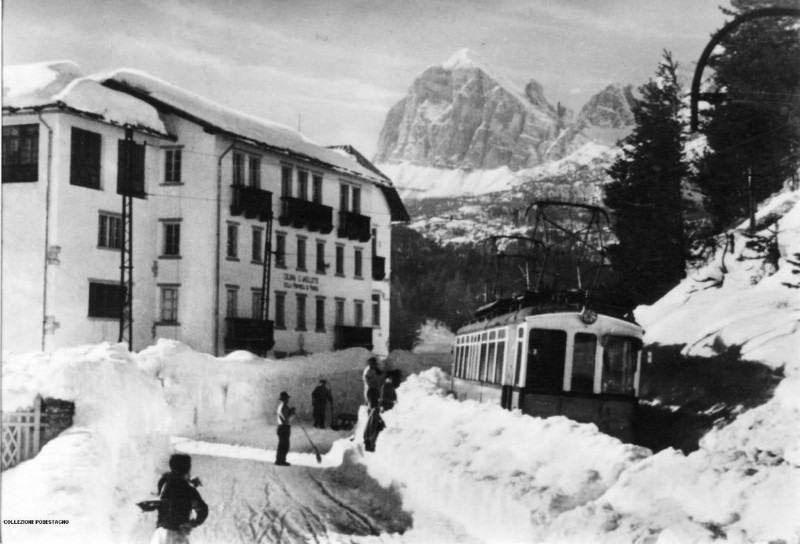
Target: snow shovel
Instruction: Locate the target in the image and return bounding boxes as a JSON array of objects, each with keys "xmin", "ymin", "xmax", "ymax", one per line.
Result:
[{"xmin": 296, "ymin": 419, "xmax": 323, "ymax": 464}]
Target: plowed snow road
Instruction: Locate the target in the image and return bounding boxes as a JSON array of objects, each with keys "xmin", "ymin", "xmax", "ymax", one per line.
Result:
[
  {"xmin": 131, "ymin": 437, "xmax": 481, "ymax": 544},
  {"xmin": 192, "ymin": 450, "xmax": 411, "ymax": 543}
]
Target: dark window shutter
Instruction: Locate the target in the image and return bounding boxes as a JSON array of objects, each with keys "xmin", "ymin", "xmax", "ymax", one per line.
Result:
[
  {"xmin": 70, "ymin": 128, "xmax": 102, "ymax": 189},
  {"xmin": 88, "ymin": 282, "xmax": 126, "ymax": 318},
  {"xmin": 117, "ymin": 139, "xmax": 146, "ymax": 198}
]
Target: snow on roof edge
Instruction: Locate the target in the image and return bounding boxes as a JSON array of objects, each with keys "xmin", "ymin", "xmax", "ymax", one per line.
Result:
[{"xmin": 95, "ymin": 68, "xmax": 394, "ymax": 188}]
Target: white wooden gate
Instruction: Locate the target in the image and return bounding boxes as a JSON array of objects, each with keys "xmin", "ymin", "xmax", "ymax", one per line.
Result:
[{"xmin": 1, "ymin": 395, "xmax": 42, "ymax": 471}]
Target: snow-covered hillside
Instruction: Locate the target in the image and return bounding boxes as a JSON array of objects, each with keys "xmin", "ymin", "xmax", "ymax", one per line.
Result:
[
  {"xmin": 636, "ymin": 187, "xmax": 800, "ymax": 370},
  {"xmin": 381, "ymin": 140, "xmax": 617, "ymax": 202}
]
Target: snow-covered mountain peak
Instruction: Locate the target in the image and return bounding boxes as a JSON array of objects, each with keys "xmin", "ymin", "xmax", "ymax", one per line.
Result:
[
  {"xmin": 375, "ymin": 52, "xmax": 635, "ymax": 203},
  {"xmin": 374, "ymin": 50, "xmax": 561, "ymax": 172},
  {"xmin": 442, "ymin": 47, "xmax": 479, "ymax": 70}
]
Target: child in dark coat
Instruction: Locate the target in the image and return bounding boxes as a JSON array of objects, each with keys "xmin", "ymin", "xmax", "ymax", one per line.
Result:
[{"xmin": 151, "ymin": 454, "xmax": 208, "ymax": 544}]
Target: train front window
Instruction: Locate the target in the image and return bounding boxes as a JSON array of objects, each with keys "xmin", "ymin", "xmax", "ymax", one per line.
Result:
[
  {"xmin": 526, "ymin": 329, "xmax": 567, "ymax": 392},
  {"xmin": 602, "ymin": 336, "xmax": 641, "ymax": 395},
  {"xmin": 571, "ymin": 333, "xmax": 597, "ymax": 393}
]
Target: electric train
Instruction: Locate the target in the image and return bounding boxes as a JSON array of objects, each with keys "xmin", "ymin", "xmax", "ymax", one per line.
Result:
[{"xmin": 449, "ymin": 202, "xmax": 645, "ymax": 441}]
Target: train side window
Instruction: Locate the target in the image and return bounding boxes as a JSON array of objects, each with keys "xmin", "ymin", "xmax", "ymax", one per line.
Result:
[
  {"xmin": 479, "ymin": 343, "xmax": 488, "ymax": 381},
  {"xmin": 602, "ymin": 336, "xmax": 641, "ymax": 395},
  {"xmin": 486, "ymin": 342, "xmax": 496, "ymax": 382},
  {"xmin": 571, "ymin": 333, "xmax": 597, "ymax": 393},
  {"xmin": 526, "ymin": 329, "xmax": 567, "ymax": 392},
  {"xmin": 514, "ymin": 341, "xmax": 523, "ymax": 386},
  {"xmin": 469, "ymin": 343, "xmax": 478, "ymax": 380},
  {"xmin": 495, "ymin": 341, "xmax": 505, "ymax": 383}
]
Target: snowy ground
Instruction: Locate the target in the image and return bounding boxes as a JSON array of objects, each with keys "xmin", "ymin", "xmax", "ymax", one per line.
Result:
[
  {"xmin": 2, "ymin": 190, "xmax": 799, "ymax": 543},
  {"xmin": 3, "ymin": 337, "xmax": 799, "ymax": 543}
]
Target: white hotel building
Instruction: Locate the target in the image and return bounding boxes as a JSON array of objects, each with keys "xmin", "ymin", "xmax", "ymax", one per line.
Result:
[{"xmin": 2, "ymin": 62, "xmax": 408, "ymax": 357}]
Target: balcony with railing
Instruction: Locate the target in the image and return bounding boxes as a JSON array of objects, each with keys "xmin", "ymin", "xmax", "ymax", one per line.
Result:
[
  {"xmin": 224, "ymin": 317, "xmax": 275, "ymax": 355},
  {"xmin": 278, "ymin": 197, "xmax": 334, "ymax": 233},
  {"xmin": 334, "ymin": 325, "xmax": 373, "ymax": 351},
  {"xmin": 337, "ymin": 211, "xmax": 371, "ymax": 242},
  {"xmin": 372, "ymin": 255, "xmax": 386, "ymax": 280},
  {"xmin": 230, "ymin": 185, "xmax": 272, "ymax": 222}
]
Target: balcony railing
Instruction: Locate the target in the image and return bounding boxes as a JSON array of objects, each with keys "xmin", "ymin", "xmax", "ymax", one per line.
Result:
[
  {"xmin": 337, "ymin": 211, "xmax": 371, "ymax": 242},
  {"xmin": 224, "ymin": 317, "xmax": 275, "ymax": 355},
  {"xmin": 372, "ymin": 255, "xmax": 386, "ymax": 280},
  {"xmin": 230, "ymin": 185, "xmax": 272, "ymax": 222},
  {"xmin": 334, "ymin": 325, "xmax": 373, "ymax": 351},
  {"xmin": 278, "ymin": 197, "xmax": 333, "ymax": 233}
]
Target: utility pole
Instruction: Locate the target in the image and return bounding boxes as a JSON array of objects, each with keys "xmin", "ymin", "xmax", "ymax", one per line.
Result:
[
  {"xmin": 119, "ymin": 127, "xmax": 134, "ymax": 350},
  {"xmin": 748, "ymin": 167, "xmax": 756, "ymax": 233},
  {"xmin": 260, "ymin": 211, "xmax": 274, "ymax": 355}
]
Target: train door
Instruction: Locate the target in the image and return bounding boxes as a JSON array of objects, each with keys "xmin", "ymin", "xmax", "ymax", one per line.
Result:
[
  {"xmin": 570, "ymin": 333, "xmax": 597, "ymax": 393},
  {"xmin": 525, "ymin": 329, "xmax": 567, "ymax": 392}
]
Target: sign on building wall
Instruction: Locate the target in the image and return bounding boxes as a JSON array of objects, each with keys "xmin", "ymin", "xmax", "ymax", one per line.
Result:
[{"xmin": 282, "ymin": 273, "xmax": 320, "ymax": 292}]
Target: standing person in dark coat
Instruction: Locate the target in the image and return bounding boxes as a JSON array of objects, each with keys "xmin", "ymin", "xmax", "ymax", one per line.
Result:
[
  {"xmin": 275, "ymin": 391, "xmax": 295, "ymax": 466},
  {"xmin": 151, "ymin": 453, "xmax": 208, "ymax": 544},
  {"xmin": 362, "ymin": 357, "xmax": 382, "ymax": 408},
  {"xmin": 311, "ymin": 379, "xmax": 333, "ymax": 429}
]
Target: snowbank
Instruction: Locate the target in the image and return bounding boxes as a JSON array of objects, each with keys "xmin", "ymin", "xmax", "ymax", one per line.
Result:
[
  {"xmin": 543, "ymin": 373, "xmax": 800, "ymax": 542},
  {"xmin": 364, "ymin": 369, "xmax": 649, "ymax": 543},
  {"xmin": 136, "ymin": 340, "xmax": 374, "ymax": 434},
  {"xmin": 636, "ymin": 188, "xmax": 800, "ymax": 372},
  {"xmin": 1, "ymin": 343, "xmax": 170, "ymax": 544},
  {"xmin": 361, "ymin": 368, "xmax": 800, "ymax": 543},
  {"xmin": 3, "ymin": 319, "xmax": 798, "ymax": 543},
  {"xmin": 136, "ymin": 339, "xmax": 440, "ymax": 435},
  {"xmin": 0, "ymin": 340, "xmax": 444, "ymax": 543}
]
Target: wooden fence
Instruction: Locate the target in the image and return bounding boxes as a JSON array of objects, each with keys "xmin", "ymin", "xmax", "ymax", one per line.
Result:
[{"xmin": 1, "ymin": 395, "xmax": 42, "ymax": 471}]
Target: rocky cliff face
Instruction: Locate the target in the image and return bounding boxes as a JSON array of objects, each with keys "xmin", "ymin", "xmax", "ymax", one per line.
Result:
[
  {"xmin": 545, "ymin": 83, "xmax": 635, "ymax": 160},
  {"xmin": 374, "ymin": 49, "xmax": 636, "ymax": 175},
  {"xmin": 374, "ymin": 49, "xmax": 567, "ymax": 171}
]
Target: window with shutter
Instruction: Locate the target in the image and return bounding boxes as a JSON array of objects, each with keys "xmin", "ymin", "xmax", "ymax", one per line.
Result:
[
  {"xmin": 117, "ymin": 138, "xmax": 146, "ymax": 198},
  {"xmin": 71, "ymin": 128, "xmax": 102, "ymax": 189}
]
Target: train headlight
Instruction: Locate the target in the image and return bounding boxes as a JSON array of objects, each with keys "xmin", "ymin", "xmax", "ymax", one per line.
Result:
[{"xmin": 580, "ymin": 307, "xmax": 598, "ymax": 324}]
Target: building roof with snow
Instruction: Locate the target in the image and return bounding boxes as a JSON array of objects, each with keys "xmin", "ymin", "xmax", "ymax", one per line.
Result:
[
  {"xmin": 2, "ymin": 61, "xmax": 169, "ymax": 137},
  {"xmin": 95, "ymin": 70, "xmax": 390, "ymax": 186},
  {"xmin": 3, "ymin": 61, "xmax": 409, "ymax": 222}
]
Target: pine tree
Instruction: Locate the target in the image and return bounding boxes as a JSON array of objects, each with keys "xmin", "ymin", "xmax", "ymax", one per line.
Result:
[
  {"xmin": 604, "ymin": 51, "xmax": 688, "ymax": 304},
  {"xmin": 696, "ymin": 2, "xmax": 800, "ymax": 230}
]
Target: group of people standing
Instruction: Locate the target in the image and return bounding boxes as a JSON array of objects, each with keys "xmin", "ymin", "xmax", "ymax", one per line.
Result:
[
  {"xmin": 146, "ymin": 356, "xmax": 399, "ymax": 543},
  {"xmin": 275, "ymin": 356, "xmax": 401, "ymax": 463}
]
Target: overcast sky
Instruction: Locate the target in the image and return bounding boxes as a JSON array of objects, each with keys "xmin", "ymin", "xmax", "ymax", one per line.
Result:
[{"xmin": 3, "ymin": 0, "xmax": 728, "ymax": 158}]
